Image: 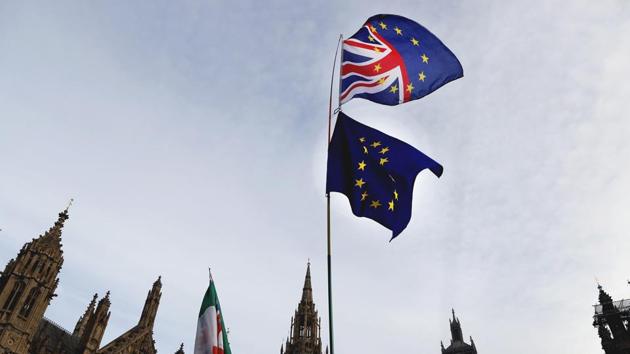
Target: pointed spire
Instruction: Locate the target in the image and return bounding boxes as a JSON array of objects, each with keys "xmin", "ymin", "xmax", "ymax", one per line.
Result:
[
  {"xmin": 301, "ymin": 261, "xmax": 313, "ymax": 303},
  {"xmin": 74, "ymin": 293, "xmax": 98, "ymax": 336},
  {"xmin": 139, "ymin": 277, "xmax": 162, "ymax": 328},
  {"xmin": 154, "ymin": 275, "xmax": 162, "ymax": 289},
  {"xmin": 598, "ymin": 284, "xmax": 613, "ymax": 305},
  {"xmin": 33, "ymin": 207, "xmax": 70, "ymax": 251},
  {"xmin": 175, "ymin": 343, "xmax": 185, "ymax": 354},
  {"xmin": 100, "ymin": 291, "xmax": 111, "ymax": 307},
  {"xmin": 50, "ymin": 199, "xmax": 72, "ymax": 237},
  {"xmin": 449, "ymin": 309, "xmax": 464, "ymax": 342},
  {"xmin": 283, "ymin": 261, "xmax": 321, "ymax": 354}
]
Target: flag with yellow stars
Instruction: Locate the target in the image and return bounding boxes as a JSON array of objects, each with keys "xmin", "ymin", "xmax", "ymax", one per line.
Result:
[
  {"xmin": 340, "ymin": 14, "xmax": 463, "ymax": 106},
  {"xmin": 326, "ymin": 112, "xmax": 443, "ymax": 239}
]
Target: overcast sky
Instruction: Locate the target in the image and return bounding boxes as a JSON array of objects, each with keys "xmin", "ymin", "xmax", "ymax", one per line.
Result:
[{"xmin": 1, "ymin": 1, "xmax": 630, "ymax": 353}]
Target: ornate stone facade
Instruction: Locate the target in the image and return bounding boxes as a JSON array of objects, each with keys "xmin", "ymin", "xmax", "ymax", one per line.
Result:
[
  {"xmin": 0, "ymin": 208, "xmax": 183, "ymax": 354},
  {"xmin": 280, "ymin": 263, "xmax": 322, "ymax": 354},
  {"xmin": 440, "ymin": 310, "xmax": 477, "ymax": 354}
]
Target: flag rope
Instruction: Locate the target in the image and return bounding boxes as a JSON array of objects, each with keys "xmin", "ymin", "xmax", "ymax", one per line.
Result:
[{"xmin": 326, "ymin": 33, "xmax": 343, "ymax": 354}]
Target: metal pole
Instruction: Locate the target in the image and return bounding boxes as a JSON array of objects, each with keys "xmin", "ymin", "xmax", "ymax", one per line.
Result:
[{"xmin": 326, "ymin": 34, "xmax": 343, "ymax": 354}]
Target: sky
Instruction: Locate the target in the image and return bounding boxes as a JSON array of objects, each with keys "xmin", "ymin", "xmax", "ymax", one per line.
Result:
[{"xmin": 1, "ymin": 1, "xmax": 630, "ymax": 353}]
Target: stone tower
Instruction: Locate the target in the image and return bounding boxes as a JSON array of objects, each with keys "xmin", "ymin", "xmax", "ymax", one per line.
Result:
[
  {"xmin": 95, "ymin": 276, "xmax": 163, "ymax": 353},
  {"xmin": 78, "ymin": 291, "xmax": 111, "ymax": 354},
  {"xmin": 593, "ymin": 284, "xmax": 630, "ymax": 354},
  {"xmin": 281, "ymin": 262, "xmax": 322, "ymax": 354},
  {"xmin": 73, "ymin": 293, "xmax": 98, "ymax": 338},
  {"xmin": 0, "ymin": 209, "xmax": 68, "ymax": 353},
  {"xmin": 139, "ymin": 276, "xmax": 162, "ymax": 329},
  {"xmin": 441, "ymin": 310, "xmax": 477, "ymax": 354}
]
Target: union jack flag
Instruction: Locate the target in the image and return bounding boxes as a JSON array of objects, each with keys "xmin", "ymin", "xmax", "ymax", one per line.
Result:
[{"xmin": 340, "ymin": 14, "xmax": 463, "ymax": 106}]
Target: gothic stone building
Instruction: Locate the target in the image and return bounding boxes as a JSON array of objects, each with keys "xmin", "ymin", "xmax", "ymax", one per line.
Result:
[
  {"xmin": 593, "ymin": 284, "xmax": 630, "ymax": 354},
  {"xmin": 280, "ymin": 263, "xmax": 322, "ymax": 354},
  {"xmin": 0, "ymin": 208, "xmax": 183, "ymax": 354},
  {"xmin": 278, "ymin": 264, "xmax": 479, "ymax": 354},
  {"xmin": 441, "ymin": 310, "xmax": 477, "ymax": 354}
]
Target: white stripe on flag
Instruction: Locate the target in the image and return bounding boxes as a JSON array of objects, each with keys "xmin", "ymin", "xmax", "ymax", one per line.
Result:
[{"xmin": 194, "ymin": 306, "xmax": 218, "ymax": 354}]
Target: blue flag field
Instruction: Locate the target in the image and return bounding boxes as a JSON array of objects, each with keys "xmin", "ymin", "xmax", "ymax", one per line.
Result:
[{"xmin": 326, "ymin": 112, "xmax": 443, "ymax": 239}]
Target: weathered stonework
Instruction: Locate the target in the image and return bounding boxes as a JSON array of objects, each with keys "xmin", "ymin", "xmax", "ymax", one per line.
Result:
[
  {"xmin": 280, "ymin": 263, "xmax": 322, "ymax": 354},
  {"xmin": 0, "ymin": 208, "xmax": 183, "ymax": 354}
]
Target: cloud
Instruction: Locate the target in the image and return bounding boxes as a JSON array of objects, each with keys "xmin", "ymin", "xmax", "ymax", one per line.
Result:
[{"xmin": 1, "ymin": 1, "xmax": 629, "ymax": 353}]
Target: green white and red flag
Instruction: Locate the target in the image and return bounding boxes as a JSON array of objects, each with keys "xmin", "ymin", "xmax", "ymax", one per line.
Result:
[{"xmin": 194, "ymin": 272, "xmax": 232, "ymax": 354}]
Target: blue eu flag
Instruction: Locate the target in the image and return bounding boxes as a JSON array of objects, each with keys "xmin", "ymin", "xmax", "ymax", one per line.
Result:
[
  {"xmin": 341, "ymin": 14, "xmax": 463, "ymax": 106},
  {"xmin": 326, "ymin": 112, "xmax": 443, "ymax": 239}
]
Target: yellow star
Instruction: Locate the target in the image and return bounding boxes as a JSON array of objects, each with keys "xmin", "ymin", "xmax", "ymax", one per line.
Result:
[
  {"xmin": 368, "ymin": 35, "xmax": 375, "ymax": 42},
  {"xmin": 359, "ymin": 137, "xmax": 366, "ymax": 142},
  {"xmin": 355, "ymin": 178, "xmax": 366, "ymax": 188},
  {"xmin": 361, "ymin": 191, "xmax": 368, "ymax": 201},
  {"xmin": 374, "ymin": 47, "xmax": 381, "ymax": 53},
  {"xmin": 374, "ymin": 63, "xmax": 381, "ymax": 72},
  {"xmin": 378, "ymin": 77, "xmax": 386, "ymax": 85},
  {"xmin": 357, "ymin": 160, "xmax": 367, "ymax": 171},
  {"xmin": 394, "ymin": 27, "xmax": 402, "ymax": 35},
  {"xmin": 379, "ymin": 147, "xmax": 389, "ymax": 154},
  {"xmin": 388, "ymin": 200, "xmax": 395, "ymax": 211},
  {"xmin": 379, "ymin": 21, "xmax": 387, "ymax": 30},
  {"xmin": 418, "ymin": 71, "xmax": 426, "ymax": 82},
  {"xmin": 379, "ymin": 157, "xmax": 389, "ymax": 166},
  {"xmin": 390, "ymin": 85, "xmax": 398, "ymax": 94},
  {"xmin": 421, "ymin": 53, "xmax": 429, "ymax": 63},
  {"xmin": 370, "ymin": 200, "xmax": 382, "ymax": 208},
  {"xmin": 369, "ymin": 25, "xmax": 377, "ymax": 32},
  {"xmin": 406, "ymin": 82, "xmax": 414, "ymax": 93},
  {"xmin": 363, "ymin": 146, "xmax": 368, "ymax": 154},
  {"xmin": 393, "ymin": 190, "xmax": 398, "ymax": 200},
  {"xmin": 411, "ymin": 37, "xmax": 419, "ymax": 46},
  {"xmin": 371, "ymin": 141, "xmax": 381, "ymax": 148}
]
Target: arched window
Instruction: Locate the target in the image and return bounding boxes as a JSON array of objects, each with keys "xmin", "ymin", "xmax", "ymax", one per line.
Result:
[
  {"xmin": 24, "ymin": 254, "xmax": 33, "ymax": 269},
  {"xmin": 31, "ymin": 258, "xmax": 40, "ymax": 273},
  {"xmin": 2, "ymin": 281, "xmax": 25, "ymax": 311},
  {"xmin": 20, "ymin": 287, "xmax": 41, "ymax": 318}
]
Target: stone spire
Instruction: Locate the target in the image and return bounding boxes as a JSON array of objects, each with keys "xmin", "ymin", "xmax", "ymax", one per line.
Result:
[
  {"xmin": 301, "ymin": 261, "xmax": 313, "ymax": 303},
  {"xmin": 596, "ymin": 284, "xmax": 630, "ymax": 344},
  {"xmin": 79, "ymin": 291, "xmax": 111, "ymax": 354},
  {"xmin": 31, "ymin": 208, "xmax": 69, "ymax": 256},
  {"xmin": 74, "ymin": 293, "xmax": 99, "ymax": 337},
  {"xmin": 598, "ymin": 284, "xmax": 614, "ymax": 306},
  {"xmin": 0, "ymin": 207, "xmax": 69, "ymax": 354},
  {"xmin": 281, "ymin": 261, "xmax": 322, "ymax": 354},
  {"xmin": 449, "ymin": 309, "xmax": 464, "ymax": 342},
  {"xmin": 139, "ymin": 276, "xmax": 162, "ymax": 329},
  {"xmin": 175, "ymin": 343, "xmax": 185, "ymax": 354},
  {"xmin": 442, "ymin": 310, "xmax": 477, "ymax": 354}
]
